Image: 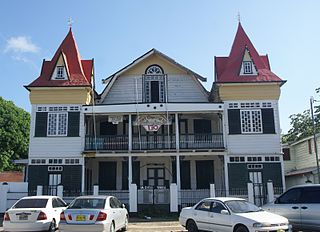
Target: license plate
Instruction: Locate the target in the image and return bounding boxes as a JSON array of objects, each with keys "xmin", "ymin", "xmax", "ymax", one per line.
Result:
[
  {"xmin": 19, "ymin": 214, "xmax": 28, "ymax": 220},
  {"xmin": 76, "ymin": 215, "xmax": 86, "ymax": 221},
  {"xmin": 277, "ymin": 230, "xmax": 285, "ymax": 232}
]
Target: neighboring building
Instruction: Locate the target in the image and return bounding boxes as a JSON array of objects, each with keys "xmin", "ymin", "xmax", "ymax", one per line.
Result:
[
  {"xmin": 25, "ymin": 23, "xmax": 286, "ymax": 210},
  {"xmin": 0, "ymin": 171, "xmax": 24, "ymax": 182},
  {"xmin": 283, "ymin": 134, "xmax": 320, "ymax": 188}
]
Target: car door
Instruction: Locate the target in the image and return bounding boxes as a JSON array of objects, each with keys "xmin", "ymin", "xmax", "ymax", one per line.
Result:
[
  {"xmin": 271, "ymin": 188, "xmax": 302, "ymax": 227},
  {"xmin": 52, "ymin": 198, "xmax": 66, "ymax": 223},
  {"xmin": 193, "ymin": 200, "xmax": 212, "ymax": 231},
  {"xmin": 109, "ymin": 197, "xmax": 122, "ymax": 230},
  {"xmin": 299, "ymin": 186, "xmax": 320, "ymax": 231},
  {"xmin": 208, "ymin": 201, "xmax": 232, "ymax": 232},
  {"xmin": 114, "ymin": 197, "xmax": 126, "ymax": 228}
]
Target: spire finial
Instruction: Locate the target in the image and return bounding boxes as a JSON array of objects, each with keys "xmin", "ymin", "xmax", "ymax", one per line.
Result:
[
  {"xmin": 68, "ymin": 17, "xmax": 74, "ymax": 29},
  {"xmin": 237, "ymin": 12, "xmax": 241, "ymax": 23}
]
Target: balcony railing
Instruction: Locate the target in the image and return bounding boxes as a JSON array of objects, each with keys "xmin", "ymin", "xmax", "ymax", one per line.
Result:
[
  {"xmin": 85, "ymin": 133, "xmax": 224, "ymax": 151},
  {"xmin": 85, "ymin": 135, "xmax": 129, "ymax": 150},
  {"xmin": 132, "ymin": 134, "xmax": 176, "ymax": 150},
  {"xmin": 180, "ymin": 133, "xmax": 224, "ymax": 149}
]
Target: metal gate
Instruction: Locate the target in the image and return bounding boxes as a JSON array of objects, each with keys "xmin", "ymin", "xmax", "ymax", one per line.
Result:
[
  {"xmin": 249, "ymin": 171, "xmax": 266, "ymax": 206},
  {"xmin": 138, "ymin": 188, "xmax": 170, "ymax": 204}
]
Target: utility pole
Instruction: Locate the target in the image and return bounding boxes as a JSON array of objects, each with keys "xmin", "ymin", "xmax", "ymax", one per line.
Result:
[{"xmin": 310, "ymin": 96, "xmax": 320, "ymax": 183}]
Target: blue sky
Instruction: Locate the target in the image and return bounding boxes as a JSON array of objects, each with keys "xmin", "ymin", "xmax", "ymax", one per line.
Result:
[{"xmin": 0, "ymin": 0, "xmax": 319, "ymax": 133}]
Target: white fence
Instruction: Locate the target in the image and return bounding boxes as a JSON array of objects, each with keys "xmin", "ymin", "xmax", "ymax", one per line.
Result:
[{"xmin": 0, "ymin": 182, "xmax": 28, "ymax": 213}]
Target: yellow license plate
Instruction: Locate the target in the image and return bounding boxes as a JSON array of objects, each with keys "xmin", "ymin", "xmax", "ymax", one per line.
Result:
[
  {"xmin": 277, "ymin": 230, "xmax": 285, "ymax": 232},
  {"xmin": 76, "ymin": 215, "xmax": 86, "ymax": 221}
]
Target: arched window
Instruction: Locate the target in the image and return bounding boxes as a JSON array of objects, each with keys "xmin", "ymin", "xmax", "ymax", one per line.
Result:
[
  {"xmin": 145, "ymin": 65, "xmax": 164, "ymax": 75},
  {"xmin": 143, "ymin": 65, "xmax": 166, "ymax": 103}
]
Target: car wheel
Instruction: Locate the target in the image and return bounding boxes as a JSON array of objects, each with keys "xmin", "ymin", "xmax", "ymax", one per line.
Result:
[
  {"xmin": 110, "ymin": 222, "xmax": 115, "ymax": 232},
  {"xmin": 48, "ymin": 220, "xmax": 56, "ymax": 232},
  {"xmin": 122, "ymin": 216, "xmax": 128, "ymax": 231},
  {"xmin": 235, "ymin": 225, "xmax": 249, "ymax": 232},
  {"xmin": 186, "ymin": 220, "xmax": 198, "ymax": 232}
]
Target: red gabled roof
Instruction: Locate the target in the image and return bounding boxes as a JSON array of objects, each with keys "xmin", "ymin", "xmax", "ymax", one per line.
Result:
[
  {"xmin": 26, "ymin": 28, "xmax": 93, "ymax": 89},
  {"xmin": 215, "ymin": 23, "xmax": 284, "ymax": 84}
]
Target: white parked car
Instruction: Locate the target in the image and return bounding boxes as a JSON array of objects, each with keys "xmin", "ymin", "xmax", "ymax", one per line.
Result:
[
  {"xmin": 3, "ymin": 195, "xmax": 67, "ymax": 232},
  {"xmin": 59, "ymin": 195, "xmax": 128, "ymax": 232},
  {"xmin": 179, "ymin": 197, "xmax": 291, "ymax": 232}
]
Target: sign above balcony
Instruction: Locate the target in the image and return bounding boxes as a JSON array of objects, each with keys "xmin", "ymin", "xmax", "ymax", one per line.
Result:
[
  {"xmin": 108, "ymin": 115, "xmax": 123, "ymax": 124},
  {"xmin": 134, "ymin": 114, "xmax": 172, "ymax": 132}
]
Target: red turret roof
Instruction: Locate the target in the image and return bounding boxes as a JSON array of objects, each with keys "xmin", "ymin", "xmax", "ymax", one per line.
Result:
[
  {"xmin": 215, "ymin": 23, "xmax": 284, "ymax": 84},
  {"xmin": 26, "ymin": 29, "xmax": 93, "ymax": 89}
]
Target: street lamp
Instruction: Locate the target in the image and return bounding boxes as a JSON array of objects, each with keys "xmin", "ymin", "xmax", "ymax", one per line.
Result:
[{"xmin": 310, "ymin": 96, "xmax": 320, "ymax": 183}]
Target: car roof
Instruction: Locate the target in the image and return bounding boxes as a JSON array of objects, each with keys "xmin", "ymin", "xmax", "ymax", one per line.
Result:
[
  {"xmin": 202, "ymin": 197, "xmax": 246, "ymax": 202},
  {"xmin": 73, "ymin": 195, "xmax": 112, "ymax": 200},
  {"xmin": 20, "ymin": 196, "xmax": 57, "ymax": 200},
  {"xmin": 289, "ymin": 184, "xmax": 320, "ymax": 189}
]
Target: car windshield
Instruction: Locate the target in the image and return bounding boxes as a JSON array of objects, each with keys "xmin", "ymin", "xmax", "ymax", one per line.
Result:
[
  {"xmin": 13, "ymin": 199, "xmax": 48, "ymax": 208},
  {"xmin": 68, "ymin": 198, "xmax": 105, "ymax": 209},
  {"xmin": 225, "ymin": 200, "xmax": 262, "ymax": 213}
]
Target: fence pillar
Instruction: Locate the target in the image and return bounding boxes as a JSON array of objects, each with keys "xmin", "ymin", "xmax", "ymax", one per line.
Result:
[
  {"xmin": 93, "ymin": 185, "xmax": 99, "ymax": 196},
  {"xmin": 267, "ymin": 181, "xmax": 274, "ymax": 203},
  {"xmin": 247, "ymin": 182, "xmax": 254, "ymax": 204},
  {"xmin": 57, "ymin": 185, "xmax": 64, "ymax": 198},
  {"xmin": 37, "ymin": 185, "xmax": 43, "ymax": 196},
  {"xmin": 129, "ymin": 184, "xmax": 137, "ymax": 212},
  {"xmin": 210, "ymin": 184, "xmax": 216, "ymax": 198},
  {"xmin": 0, "ymin": 184, "xmax": 9, "ymax": 213},
  {"xmin": 170, "ymin": 183, "xmax": 178, "ymax": 212}
]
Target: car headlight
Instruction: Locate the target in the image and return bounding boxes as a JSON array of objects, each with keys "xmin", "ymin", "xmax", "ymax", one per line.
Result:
[{"xmin": 253, "ymin": 222, "xmax": 272, "ymax": 228}]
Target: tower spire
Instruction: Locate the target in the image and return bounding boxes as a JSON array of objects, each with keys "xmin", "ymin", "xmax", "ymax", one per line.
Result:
[
  {"xmin": 237, "ymin": 12, "xmax": 241, "ymax": 23},
  {"xmin": 68, "ymin": 17, "xmax": 74, "ymax": 29}
]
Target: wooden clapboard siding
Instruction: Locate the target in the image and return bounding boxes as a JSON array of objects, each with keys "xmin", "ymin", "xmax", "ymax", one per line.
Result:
[
  {"xmin": 102, "ymin": 74, "xmax": 208, "ymax": 104},
  {"xmin": 28, "ymin": 105, "xmax": 84, "ymax": 159},
  {"xmin": 224, "ymin": 100, "xmax": 281, "ymax": 154}
]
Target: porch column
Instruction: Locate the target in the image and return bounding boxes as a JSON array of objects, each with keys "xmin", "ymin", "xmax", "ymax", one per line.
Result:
[
  {"xmin": 175, "ymin": 113, "xmax": 180, "ymax": 150},
  {"xmin": 176, "ymin": 155, "xmax": 181, "ymax": 190},
  {"xmin": 81, "ymin": 158, "xmax": 85, "ymax": 193},
  {"xmin": 128, "ymin": 155, "xmax": 132, "ymax": 188},
  {"xmin": 224, "ymin": 154, "xmax": 229, "ymax": 196},
  {"xmin": 221, "ymin": 112, "xmax": 227, "ymax": 149},
  {"xmin": 128, "ymin": 114, "xmax": 132, "ymax": 151}
]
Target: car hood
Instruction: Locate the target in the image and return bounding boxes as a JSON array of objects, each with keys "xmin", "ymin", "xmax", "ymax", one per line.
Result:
[{"xmin": 236, "ymin": 211, "xmax": 288, "ymax": 224}]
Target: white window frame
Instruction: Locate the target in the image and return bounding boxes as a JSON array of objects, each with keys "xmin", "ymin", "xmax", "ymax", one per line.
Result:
[
  {"xmin": 243, "ymin": 61, "xmax": 253, "ymax": 74},
  {"xmin": 47, "ymin": 112, "xmax": 68, "ymax": 136},
  {"xmin": 52, "ymin": 66, "xmax": 67, "ymax": 80},
  {"xmin": 240, "ymin": 109, "xmax": 262, "ymax": 134}
]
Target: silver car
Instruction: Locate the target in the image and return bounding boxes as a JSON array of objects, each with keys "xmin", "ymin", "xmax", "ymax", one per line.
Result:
[{"xmin": 263, "ymin": 184, "xmax": 320, "ymax": 231}]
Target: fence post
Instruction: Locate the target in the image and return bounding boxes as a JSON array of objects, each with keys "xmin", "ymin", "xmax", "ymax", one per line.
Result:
[
  {"xmin": 57, "ymin": 185, "xmax": 64, "ymax": 198},
  {"xmin": 170, "ymin": 183, "xmax": 178, "ymax": 212},
  {"xmin": 247, "ymin": 182, "xmax": 254, "ymax": 204},
  {"xmin": 210, "ymin": 184, "xmax": 215, "ymax": 198},
  {"xmin": 0, "ymin": 184, "xmax": 9, "ymax": 213},
  {"xmin": 37, "ymin": 185, "xmax": 43, "ymax": 196},
  {"xmin": 267, "ymin": 181, "xmax": 274, "ymax": 203},
  {"xmin": 129, "ymin": 184, "xmax": 137, "ymax": 212},
  {"xmin": 93, "ymin": 185, "xmax": 99, "ymax": 196}
]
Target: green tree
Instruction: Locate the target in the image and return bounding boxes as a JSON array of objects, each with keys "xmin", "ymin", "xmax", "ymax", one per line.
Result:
[
  {"xmin": 0, "ymin": 97, "xmax": 30, "ymax": 171},
  {"xmin": 282, "ymin": 106, "xmax": 320, "ymax": 144}
]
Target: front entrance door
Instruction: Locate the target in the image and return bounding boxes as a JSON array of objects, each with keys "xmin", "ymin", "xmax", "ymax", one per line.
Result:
[
  {"xmin": 147, "ymin": 168, "xmax": 165, "ymax": 187},
  {"xmin": 249, "ymin": 171, "xmax": 264, "ymax": 206},
  {"xmin": 99, "ymin": 162, "xmax": 117, "ymax": 190}
]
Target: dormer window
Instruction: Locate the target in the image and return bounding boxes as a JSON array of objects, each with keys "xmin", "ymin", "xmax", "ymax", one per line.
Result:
[
  {"xmin": 56, "ymin": 66, "xmax": 64, "ymax": 79},
  {"xmin": 243, "ymin": 61, "xmax": 253, "ymax": 74},
  {"xmin": 143, "ymin": 65, "xmax": 166, "ymax": 103}
]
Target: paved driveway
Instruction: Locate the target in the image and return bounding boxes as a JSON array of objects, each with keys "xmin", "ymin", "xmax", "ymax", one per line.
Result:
[{"xmin": 0, "ymin": 220, "xmax": 186, "ymax": 232}]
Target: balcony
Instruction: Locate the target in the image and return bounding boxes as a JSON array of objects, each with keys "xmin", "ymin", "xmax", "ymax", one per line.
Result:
[{"xmin": 84, "ymin": 133, "xmax": 224, "ymax": 151}]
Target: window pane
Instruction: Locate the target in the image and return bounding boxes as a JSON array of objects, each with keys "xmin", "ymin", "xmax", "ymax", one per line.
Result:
[
  {"xmin": 13, "ymin": 199, "xmax": 48, "ymax": 208},
  {"xmin": 195, "ymin": 201, "xmax": 211, "ymax": 211},
  {"xmin": 211, "ymin": 202, "xmax": 226, "ymax": 213},
  {"xmin": 48, "ymin": 113, "xmax": 57, "ymax": 135},
  {"xmin": 278, "ymin": 189, "xmax": 301, "ymax": 204},
  {"xmin": 300, "ymin": 187, "xmax": 320, "ymax": 203},
  {"xmin": 69, "ymin": 198, "xmax": 105, "ymax": 209},
  {"xmin": 58, "ymin": 113, "xmax": 67, "ymax": 135}
]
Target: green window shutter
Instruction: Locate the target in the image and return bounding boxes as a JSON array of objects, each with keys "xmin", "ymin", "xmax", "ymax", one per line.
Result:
[
  {"xmin": 262, "ymin": 109, "xmax": 275, "ymax": 134},
  {"xmin": 35, "ymin": 112, "xmax": 48, "ymax": 137},
  {"xmin": 228, "ymin": 109, "xmax": 241, "ymax": 134},
  {"xmin": 68, "ymin": 112, "xmax": 80, "ymax": 137}
]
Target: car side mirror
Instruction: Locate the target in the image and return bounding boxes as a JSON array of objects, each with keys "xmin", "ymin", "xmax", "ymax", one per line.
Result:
[
  {"xmin": 221, "ymin": 209, "xmax": 229, "ymax": 215},
  {"xmin": 121, "ymin": 204, "xmax": 126, "ymax": 208}
]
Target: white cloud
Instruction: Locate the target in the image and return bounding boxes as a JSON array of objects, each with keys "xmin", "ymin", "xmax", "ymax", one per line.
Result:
[{"xmin": 4, "ymin": 36, "xmax": 39, "ymax": 53}]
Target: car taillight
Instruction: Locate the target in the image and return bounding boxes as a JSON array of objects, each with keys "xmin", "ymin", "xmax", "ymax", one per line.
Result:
[
  {"xmin": 60, "ymin": 212, "xmax": 66, "ymax": 221},
  {"xmin": 89, "ymin": 214, "xmax": 94, "ymax": 220},
  {"xmin": 96, "ymin": 212, "xmax": 107, "ymax": 221},
  {"xmin": 37, "ymin": 211, "xmax": 47, "ymax": 220},
  {"xmin": 68, "ymin": 214, "xmax": 72, "ymax": 220},
  {"xmin": 4, "ymin": 212, "xmax": 10, "ymax": 221}
]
